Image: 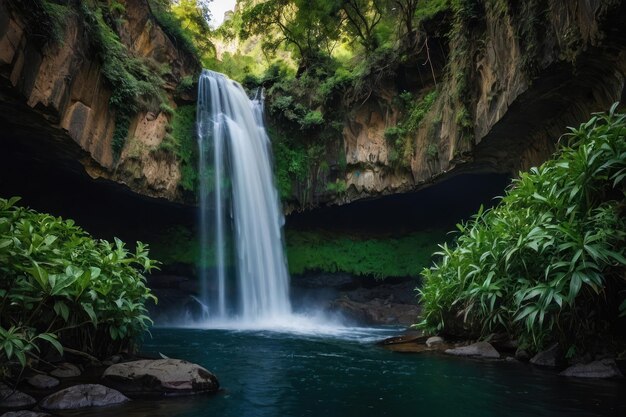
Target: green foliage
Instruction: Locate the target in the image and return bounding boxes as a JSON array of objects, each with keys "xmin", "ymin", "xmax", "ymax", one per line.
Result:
[
  {"xmin": 385, "ymin": 90, "xmax": 438, "ymax": 169},
  {"xmin": 286, "ymin": 229, "xmax": 447, "ymax": 278},
  {"xmin": 418, "ymin": 107, "xmax": 626, "ymax": 352},
  {"xmin": 415, "ymin": 0, "xmax": 452, "ymax": 22},
  {"xmin": 165, "ymin": 105, "xmax": 198, "ymax": 192},
  {"xmin": 148, "ymin": 0, "xmax": 202, "ymax": 58},
  {"xmin": 0, "ymin": 197, "xmax": 157, "ymax": 369}
]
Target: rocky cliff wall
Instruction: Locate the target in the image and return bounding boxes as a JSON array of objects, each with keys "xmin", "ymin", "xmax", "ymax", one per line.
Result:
[
  {"xmin": 330, "ymin": 0, "xmax": 626, "ymax": 207},
  {"xmin": 0, "ymin": 0, "xmax": 197, "ymax": 203}
]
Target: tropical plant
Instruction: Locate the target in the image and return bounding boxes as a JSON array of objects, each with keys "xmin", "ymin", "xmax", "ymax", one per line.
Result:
[
  {"xmin": 418, "ymin": 105, "xmax": 626, "ymax": 353},
  {"xmin": 0, "ymin": 197, "xmax": 157, "ymax": 374}
]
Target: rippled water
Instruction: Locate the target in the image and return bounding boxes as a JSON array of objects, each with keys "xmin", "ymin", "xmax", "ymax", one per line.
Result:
[{"xmin": 62, "ymin": 327, "xmax": 625, "ymax": 417}]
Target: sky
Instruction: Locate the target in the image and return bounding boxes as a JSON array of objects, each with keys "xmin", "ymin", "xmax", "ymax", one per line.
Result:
[{"xmin": 208, "ymin": 0, "xmax": 237, "ymax": 28}]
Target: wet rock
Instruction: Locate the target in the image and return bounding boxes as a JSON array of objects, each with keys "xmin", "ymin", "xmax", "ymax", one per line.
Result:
[
  {"xmin": 560, "ymin": 359, "xmax": 623, "ymax": 378},
  {"xmin": 1, "ymin": 411, "xmax": 52, "ymax": 417},
  {"xmin": 103, "ymin": 359, "xmax": 219, "ymax": 396},
  {"xmin": 26, "ymin": 375, "xmax": 59, "ymax": 390},
  {"xmin": 0, "ymin": 388, "xmax": 36, "ymax": 410},
  {"xmin": 530, "ymin": 344, "xmax": 559, "ymax": 367},
  {"xmin": 445, "ymin": 342, "xmax": 500, "ymax": 359},
  {"xmin": 39, "ymin": 384, "xmax": 128, "ymax": 410},
  {"xmin": 328, "ymin": 297, "xmax": 420, "ymax": 325},
  {"xmin": 515, "ymin": 348, "xmax": 530, "ymax": 362},
  {"xmin": 426, "ymin": 336, "xmax": 445, "ymax": 347},
  {"xmin": 50, "ymin": 363, "xmax": 81, "ymax": 378}
]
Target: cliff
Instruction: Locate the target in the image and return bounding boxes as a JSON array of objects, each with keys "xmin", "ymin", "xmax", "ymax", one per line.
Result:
[
  {"xmin": 1, "ymin": 0, "xmax": 625, "ymax": 212},
  {"xmin": 0, "ymin": 0, "xmax": 198, "ymax": 203},
  {"xmin": 281, "ymin": 0, "xmax": 626, "ymax": 211}
]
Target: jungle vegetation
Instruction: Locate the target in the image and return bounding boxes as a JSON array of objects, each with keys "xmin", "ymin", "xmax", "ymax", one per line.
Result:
[
  {"xmin": 0, "ymin": 197, "xmax": 157, "ymax": 378},
  {"xmin": 418, "ymin": 107, "xmax": 626, "ymax": 354}
]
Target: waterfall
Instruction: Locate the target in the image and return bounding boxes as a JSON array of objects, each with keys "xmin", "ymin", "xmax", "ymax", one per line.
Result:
[{"xmin": 196, "ymin": 69, "xmax": 291, "ymax": 322}]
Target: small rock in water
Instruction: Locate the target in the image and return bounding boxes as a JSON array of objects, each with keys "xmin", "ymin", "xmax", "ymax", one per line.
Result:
[
  {"xmin": 50, "ymin": 363, "xmax": 81, "ymax": 378},
  {"xmin": 0, "ymin": 388, "xmax": 37, "ymax": 410},
  {"xmin": 1, "ymin": 411, "xmax": 52, "ymax": 417},
  {"xmin": 560, "ymin": 359, "xmax": 623, "ymax": 378},
  {"xmin": 39, "ymin": 384, "xmax": 129, "ymax": 410},
  {"xmin": 103, "ymin": 359, "xmax": 219, "ymax": 396},
  {"xmin": 26, "ymin": 375, "xmax": 59, "ymax": 390},
  {"xmin": 445, "ymin": 341, "xmax": 500, "ymax": 359},
  {"xmin": 530, "ymin": 344, "xmax": 559, "ymax": 367},
  {"xmin": 515, "ymin": 348, "xmax": 530, "ymax": 362},
  {"xmin": 425, "ymin": 336, "xmax": 445, "ymax": 348}
]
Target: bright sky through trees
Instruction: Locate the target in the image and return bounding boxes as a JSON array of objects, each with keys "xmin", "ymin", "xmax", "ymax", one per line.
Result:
[{"xmin": 208, "ymin": 0, "xmax": 237, "ymax": 27}]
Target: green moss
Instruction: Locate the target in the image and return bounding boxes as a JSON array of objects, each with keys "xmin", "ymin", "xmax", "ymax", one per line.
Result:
[
  {"xmin": 286, "ymin": 229, "xmax": 448, "ymax": 278},
  {"xmin": 415, "ymin": 0, "xmax": 452, "ymax": 22},
  {"xmin": 169, "ymin": 105, "xmax": 198, "ymax": 192}
]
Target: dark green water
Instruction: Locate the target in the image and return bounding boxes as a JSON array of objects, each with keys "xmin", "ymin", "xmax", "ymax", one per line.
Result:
[{"xmin": 65, "ymin": 327, "xmax": 625, "ymax": 417}]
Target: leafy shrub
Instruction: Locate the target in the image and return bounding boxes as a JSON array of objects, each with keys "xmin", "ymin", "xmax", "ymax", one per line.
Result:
[
  {"xmin": 300, "ymin": 111, "xmax": 324, "ymax": 129},
  {"xmin": 418, "ymin": 106, "xmax": 626, "ymax": 352},
  {"xmin": 0, "ymin": 197, "xmax": 157, "ymax": 369}
]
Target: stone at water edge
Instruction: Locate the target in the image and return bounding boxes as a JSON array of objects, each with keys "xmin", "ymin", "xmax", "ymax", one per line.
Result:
[
  {"xmin": 26, "ymin": 375, "xmax": 59, "ymax": 390},
  {"xmin": 49, "ymin": 363, "xmax": 81, "ymax": 378},
  {"xmin": 1, "ymin": 411, "xmax": 52, "ymax": 417},
  {"xmin": 39, "ymin": 384, "xmax": 129, "ymax": 410},
  {"xmin": 0, "ymin": 388, "xmax": 36, "ymax": 410},
  {"xmin": 426, "ymin": 336, "xmax": 445, "ymax": 348},
  {"xmin": 102, "ymin": 359, "xmax": 219, "ymax": 396},
  {"xmin": 530, "ymin": 344, "xmax": 559, "ymax": 367},
  {"xmin": 560, "ymin": 359, "xmax": 623, "ymax": 378},
  {"xmin": 444, "ymin": 342, "xmax": 500, "ymax": 359}
]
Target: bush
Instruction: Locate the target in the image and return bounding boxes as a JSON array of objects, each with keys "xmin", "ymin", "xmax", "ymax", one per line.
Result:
[
  {"xmin": 418, "ymin": 106, "xmax": 626, "ymax": 353},
  {"xmin": 0, "ymin": 197, "xmax": 157, "ymax": 369}
]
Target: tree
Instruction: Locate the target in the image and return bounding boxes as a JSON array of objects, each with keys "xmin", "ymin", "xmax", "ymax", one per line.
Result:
[
  {"xmin": 339, "ymin": 0, "xmax": 384, "ymax": 52},
  {"xmin": 239, "ymin": 0, "xmax": 342, "ymax": 71},
  {"xmin": 172, "ymin": 0, "xmax": 216, "ymax": 58}
]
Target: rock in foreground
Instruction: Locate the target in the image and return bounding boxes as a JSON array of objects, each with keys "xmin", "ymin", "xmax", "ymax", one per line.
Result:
[
  {"xmin": 49, "ymin": 363, "xmax": 81, "ymax": 378},
  {"xmin": 39, "ymin": 384, "xmax": 128, "ymax": 410},
  {"xmin": 0, "ymin": 388, "xmax": 36, "ymax": 410},
  {"xmin": 103, "ymin": 359, "xmax": 219, "ymax": 396},
  {"xmin": 530, "ymin": 344, "xmax": 560, "ymax": 367},
  {"xmin": 560, "ymin": 359, "xmax": 623, "ymax": 378},
  {"xmin": 1, "ymin": 411, "xmax": 51, "ymax": 417},
  {"xmin": 26, "ymin": 375, "xmax": 59, "ymax": 390},
  {"xmin": 445, "ymin": 342, "xmax": 500, "ymax": 359}
]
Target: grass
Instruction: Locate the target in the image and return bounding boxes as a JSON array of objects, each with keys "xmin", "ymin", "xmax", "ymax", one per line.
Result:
[{"xmin": 286, "ymin": 229, "xmax": 448, "ymax": 278}]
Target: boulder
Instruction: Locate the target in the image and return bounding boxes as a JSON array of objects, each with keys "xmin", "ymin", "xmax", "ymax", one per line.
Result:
[
  {"xmin": 426, "ymin": 336, "xmax": 445, "ymax": 347},
  {"xmin": 560, "ymin": 359, "xmax": 623, "ymax": 378},
  {"xmin": 26, "ymin": 375, "xmax": 59, "ymax": 390},
  {"xmin": 515, "ymin": 348, "xmax": 530, "ymax": 362},
  {"xmin": 445, "ymin": 342, "xmax": 500, "ymax": 359},
  {"xmin": 39, "ymin": 384, "xmax": 128, "ymax": 410},
  {"xmin": 50, "ymin": 363, "xmax": 81, "ymax": 378},
  {"xmin": 103, "ymin": 359, "xmax": 219, "ymax": 396},
  {"xmin": 0, "ymin": 389, "xmax": 36, "ymax": 410},
  {"xmin": 530, "ymin": 344, "xmax": 559, "ymax": 367},
  {"xmin": 1, "ymin": 411, "xmax": 51, "ymax": 417}
]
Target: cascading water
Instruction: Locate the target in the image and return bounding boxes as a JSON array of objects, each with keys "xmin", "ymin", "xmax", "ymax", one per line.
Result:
[{"xmin": 196, "ymin": 70, "xmax": 291, "ymax": 322}]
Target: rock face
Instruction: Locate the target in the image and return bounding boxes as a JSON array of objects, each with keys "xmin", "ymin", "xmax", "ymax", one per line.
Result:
[
  {"xmin": 560, "ymin": 359, "xmax": 623, "ymax": 379},
  {"xmin": 288, "ymin": 0, "xmax": 626, "ymax": 211},
  {"xmin": 39, "ymin": 384, "xmax": 129, "ymax": 410},
  {"xmin": 0, "ymin": 0, "xmax": 197, "ymax": 203},
  {"xmin": 0, "ymin": 389, "xmax": 36, "ymax": 410},
  {"xmin": 445, "ymin": 342, "xmax": 500, "ymax": 359},
  {"xmin": 102, "ymin": 359, "xmax": 219, "ymax": 396}
]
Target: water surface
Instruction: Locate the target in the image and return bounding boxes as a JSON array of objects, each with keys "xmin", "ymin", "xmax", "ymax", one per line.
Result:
[{"xmin": 63, "ymin": 327, "xmax": 625, "ymax": 417}]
